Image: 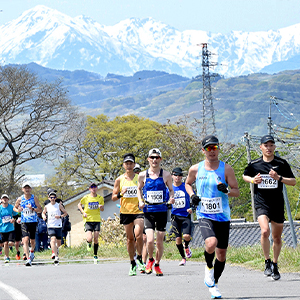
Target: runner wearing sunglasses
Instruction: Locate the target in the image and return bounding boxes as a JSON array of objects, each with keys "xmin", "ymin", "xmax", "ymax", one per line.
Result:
[
  {"xmin": 137, "ymin": 148, "xmax": 175, "ymax": 276},
  {"xmin": 185, "ymin": 135, "xmax": 239, "ymax": 299},
  {"xmin": 112, "ymin": 153, "xmax": 145, "ymax": 276}
]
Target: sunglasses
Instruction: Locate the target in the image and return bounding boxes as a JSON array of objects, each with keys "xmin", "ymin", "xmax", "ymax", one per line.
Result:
[
  {"xmin": 50, "ymin": 196, "xmax": 56, "ymax": 199},
  {"xmin": 149, "ymin": 156, "xmax": 161, "ymax": 160},
  {"xmin": 204, "ymin": 145, "xmax": 219, "ymax": 152},
  {"xmin": 90, "ymin": 185, "xmax": 97, "ymax": 188}
]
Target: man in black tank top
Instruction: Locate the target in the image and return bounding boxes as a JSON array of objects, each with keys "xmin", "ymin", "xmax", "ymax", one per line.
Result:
[{"xmin": 243, "ymin": 135, "xmax": 296, "ymax": 281}]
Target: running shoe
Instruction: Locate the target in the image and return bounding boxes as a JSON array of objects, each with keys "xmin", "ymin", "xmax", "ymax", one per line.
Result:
[
  {"xmin": 154, "ymin": 265, "xmax": 163, "ymax": 276},
  {"xmin": 51, "ymin": 252, "xmax": 55, "ymax": 259},
  {"xmin": 136, "ymin": 258, "xmax": 145, "ymax": 273},
  {"xmin": 145, "ymin": 259, "xmax": 155, "ymax": 274},
  {"xmin": 87, "ymin": 243, "xmax": 92, "ymax": 251},
  {"xmin": 264, "ymin": 259, "xmax": 272, "ymax": 276},
  {"xmin": 16, "ymin": 251, "xmax": 21, "ymax": 260},
  {"xmin": 29, "ymin": 251, "xmax": 35, "ymax": 261},
  {"xmin": 185, "ymin": 247, "xmax": 192, "ymax": 258},
  {"xmin": 93, "ymin": 256, "xmax": 98, "ymax": 264},
  {"xmin": 204, "ymin": 266, "xmax": 215, "ymax": 287},
  {"xmin": 4, "ymin": 256, "xmax": 10, "ymax": 263},
  {"xmin": 209, "ymin": 284, "xmax": 222, "ymax": 299},
  {"xmin": 23, "ymin": 253, "xmax": 27, "ymax": 261},
  {"xmin": 25, "ymin": 259, "xmax": 32, "ymax": 266},
  {"xmin": 54, "ymin": 257, "xmax": 59, "ymax": 265},
  {"xmin": 271, "ymin": 262, "xmax": 281, "ymax": 280},
  {"xmin": 179, "ymin": 258, "xmax": 186, "ymax": 266},
  {"xmin": 128, "ymin": 264, "xmax": 137, "ymax": 276}
]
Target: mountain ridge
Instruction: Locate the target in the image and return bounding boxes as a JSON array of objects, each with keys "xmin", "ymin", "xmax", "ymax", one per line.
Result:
[{"xmin": 1, "ymin": 5, "xmax": 300, "ymax": 78}]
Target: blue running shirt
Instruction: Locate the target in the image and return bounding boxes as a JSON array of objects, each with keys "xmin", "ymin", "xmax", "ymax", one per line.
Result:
[
  {"xmin": 171, "ymin": 183, "xmax": 190, "ymax": 217},
  {"xmin": 195, "ymin": 160, "xmax": 231, "ymax": 222},
  {"xmin": 20, "ymin": 194, "xmax": 38, "ymax": 223},
  {"xmin": 143, "ymin": 169, "xmax": 168, "ymax": 213}
]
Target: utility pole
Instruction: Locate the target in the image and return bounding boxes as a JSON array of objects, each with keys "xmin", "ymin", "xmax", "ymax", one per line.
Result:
[
  {"xmin": 244, "ymin": 132, "xmax": 256, "ymax": 221},
  {"xmin": 199, "ymin": 43, "xmax": 217, "ymax": 136},
  {"xmin": 268, "ymin": 96, "xmax": 297, "ymax": 247}
]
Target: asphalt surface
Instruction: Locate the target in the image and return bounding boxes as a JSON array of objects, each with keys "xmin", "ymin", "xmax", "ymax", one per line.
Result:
[{"xmin": 0, "ymin": 258, "xmax": 299, "ymax": 300}]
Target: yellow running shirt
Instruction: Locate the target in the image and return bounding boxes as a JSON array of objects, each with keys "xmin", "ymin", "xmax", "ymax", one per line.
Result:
[
  {"xmin": 80, "ymin": 194, "xmax": 104, "ymax": 223},
  {"xmin": 120, "ymin": 174, "xmax": 143, "ymax": 214}
]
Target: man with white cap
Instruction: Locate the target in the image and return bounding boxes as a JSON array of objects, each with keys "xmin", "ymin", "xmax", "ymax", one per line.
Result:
[
  {"xmin": 42, "ymin": 190, "xmax": 68, "ymax": 264},
  {"xmin": 137, "ymin": 148, "xmax": 174, "ymax": 276},
  {"xmin": 243, "ymin": 134, "xmax": 296, "ymax": 280},
  {"xmin": 14, "ymin": 182, "xmax": 42, "ymax": 266},
  {"xmin": 0, "ymin": 194, "xmax": 18, "ymax": 263}
]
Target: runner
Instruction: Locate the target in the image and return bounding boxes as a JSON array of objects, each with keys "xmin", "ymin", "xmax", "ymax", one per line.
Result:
[
  {"xmin": 42, "ymin": 190, "xmax": 68, "ymax": 265},
  {"xmin": 170, "ymin": 167, "xmax": 193, "ymax": 266},
  {"xmin": 243, "ymin": 134, "xmax": 296, "ymax": 280},
  {"xmin": 13, "ymin": 211, "xmax": 22, "ymax": 260},
  {"xmin": 185, "ymin": 135, "xmax": 239, "ymax": 298},
  {"xmin": 0, "ymin": 194, "xmax": 18, "ymax": 263},
  {"xmin": 14, "ymin": 182, "xmax": 42, "ymax": 266},
  {"xmin": 112, "ymin": 153, "xmax": 145, "ymax": 276},
  {"xmin": 78, "ymin": 183, "xmax": 104, "ymax": 264},
  {"xmin": 137, "ymin": 148, "xmax": 175, "ymax": 276}
]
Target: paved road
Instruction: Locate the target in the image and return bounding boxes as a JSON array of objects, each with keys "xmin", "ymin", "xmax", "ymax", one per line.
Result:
[{"xmin": 0, "ymin": 259, "xmax": 299, "ymax": 300}]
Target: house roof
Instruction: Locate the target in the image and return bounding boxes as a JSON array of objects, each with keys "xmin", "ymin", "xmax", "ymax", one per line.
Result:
[{"xmin": 63, "ymin": 180, "xmax": 114, "ymax": 206}]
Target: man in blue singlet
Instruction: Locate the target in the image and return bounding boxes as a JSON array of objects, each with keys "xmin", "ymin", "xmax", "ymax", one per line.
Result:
[
  {"xmin": 185, "ymin": 135, "xmax": 239, "ymax": 299},
  {"xmin": 170, "ymin": 167, "xmax": 193, "ymax": 266},
  {"xmin": 14, "ymin": 182, "xmax": 42, "ymax": 266},
  {"xmin": 137, "ymin": 148, "xmax": 174, "ymax": 276}
]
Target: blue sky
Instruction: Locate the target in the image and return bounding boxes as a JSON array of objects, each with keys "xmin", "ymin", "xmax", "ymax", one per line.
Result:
[{"xmin": 0, "ymin": 0, "xmax": 299, "ymax": 33}]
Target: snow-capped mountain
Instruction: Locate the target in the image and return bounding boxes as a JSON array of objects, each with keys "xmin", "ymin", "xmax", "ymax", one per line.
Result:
[{"xmin": 1, "ymin": 5, "xmax": 300, "ymax": 78}]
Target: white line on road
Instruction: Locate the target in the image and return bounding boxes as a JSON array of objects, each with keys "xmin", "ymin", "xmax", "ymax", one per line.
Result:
[{"xmin": 0, "ymin": 281, "xmax": 30, "ymax": 300}]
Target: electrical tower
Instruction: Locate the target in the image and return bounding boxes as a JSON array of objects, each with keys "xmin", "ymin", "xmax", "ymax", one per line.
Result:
[{"xmin": 200, "ymin": 43, "xmax": 218, "ymax": 136}]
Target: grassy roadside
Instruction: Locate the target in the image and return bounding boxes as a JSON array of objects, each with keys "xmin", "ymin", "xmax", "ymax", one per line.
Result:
[{"xmin": 28, "ymin": 242, "xmax": 300, "ymax": 273}]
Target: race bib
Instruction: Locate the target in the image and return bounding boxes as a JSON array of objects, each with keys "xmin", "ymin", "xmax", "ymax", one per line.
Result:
[
  {"xmin": 200, "ymin": 197, "xmax": 223, "ymax": 214},
  {"xmin": 88, "ymin": 202, "xmax": 99, "ymax": 210},
  {"xmin": 147, "ymin": 191, "xmax": 163, "ymax": 204},
  {"xmin": 49, "ymin": 212, "xmax": 57, "ymax": 219},
  {"xmin": 173, "ymin": 190, "xmax": 186, "ymax": 208},
  {"xmin": 2, "ymin": 215, "xmax": 11, "ymax": 223},
  {"xmin": 123, "ymin": 186, "xmax": 138, "ymax": 198},
  {"xmin": 23, "ymin": 208, "xmax": 35, "ymax": 217},
  {"xmin": 258, "ymin": 174, "xmax": 278, "ymax": 189}
]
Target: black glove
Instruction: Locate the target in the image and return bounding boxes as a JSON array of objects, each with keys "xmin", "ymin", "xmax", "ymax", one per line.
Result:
[
  {"xmin": 217, "ymin": 183, "xmax": 229, "ymax": 194},
  {"xmin": 167, "ymin": 203, "xmax": 172, "ymax": 209},
  {"xmin": 191, "ymin": 194, "xmax": 201, "ymax": 206}
]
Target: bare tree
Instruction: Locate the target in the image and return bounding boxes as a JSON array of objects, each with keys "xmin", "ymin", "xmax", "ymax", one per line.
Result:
[{"xmin": 0, "ymin": 65, "xmax": 81, "ymax": 193}]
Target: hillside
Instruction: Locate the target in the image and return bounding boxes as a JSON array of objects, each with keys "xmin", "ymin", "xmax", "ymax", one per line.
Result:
[{"xmin": 19, "ymin": 63, "xmax": 300, "ymax": 142}]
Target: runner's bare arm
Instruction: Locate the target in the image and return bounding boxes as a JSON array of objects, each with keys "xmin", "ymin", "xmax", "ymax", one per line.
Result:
[
  {"xmin": 185, "ymin": 164, "xmax": 198, "ymax": 196},
  {"xmin": 112, "ymin": 177, "xmax": 121, "ymax": 201},
  {"xmin": 225, "ymin": 164, "xmax": 239, "ymax": 197},
  {"xmin": 137, "ymin": 171, "xmax": 146, "ymax": 209}
]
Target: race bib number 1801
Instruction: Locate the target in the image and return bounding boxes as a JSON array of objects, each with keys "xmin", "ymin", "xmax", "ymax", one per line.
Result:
[{"xmin": 200, "ymin": 197, "xmax": 223, "ymax": 214}]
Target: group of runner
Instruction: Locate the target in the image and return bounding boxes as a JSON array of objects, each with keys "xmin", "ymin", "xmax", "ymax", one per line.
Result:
[
  {"xmin": 0, "ymin": 134, "xmax": 296, "ymax": 299},
  {"xmin": 0, "ymin": 183, "xmax": 68, "ymax": 266},
  {"xmin": 108, "ymin": 135, "xmax": 295, "ymax": 299}
]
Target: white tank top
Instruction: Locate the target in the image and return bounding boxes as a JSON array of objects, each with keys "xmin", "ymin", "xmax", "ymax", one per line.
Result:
[{"xmin": 46, "ymin": 202, "xmax": 62, "ymax": 228}]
